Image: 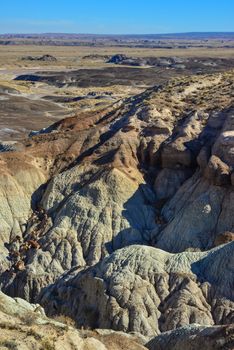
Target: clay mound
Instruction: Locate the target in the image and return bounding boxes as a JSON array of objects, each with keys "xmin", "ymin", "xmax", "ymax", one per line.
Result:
[
  {"xmin": 39, "ymin": 243, "xmax": 234, "ymax": 337},
  {"xmin": 146, "ymin": 324, "xmax": 234, "ymax": 350}
]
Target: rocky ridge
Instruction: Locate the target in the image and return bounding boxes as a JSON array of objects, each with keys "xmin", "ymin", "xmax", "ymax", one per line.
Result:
[{"xmin": 0, "ymin": 70, "xmax": 233, "ymax": 344}]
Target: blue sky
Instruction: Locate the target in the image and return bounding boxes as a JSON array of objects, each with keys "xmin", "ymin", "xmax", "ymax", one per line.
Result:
[{"xmin": 0, "ymin": 0, "xmax": 233, "ymax": 34}]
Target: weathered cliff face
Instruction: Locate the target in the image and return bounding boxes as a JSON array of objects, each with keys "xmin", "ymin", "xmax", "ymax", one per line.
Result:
[
  {"xmin": 156, "ymin": 108, "xmax": 234, "ymax": 252},
  {"xmin": 0, "ymin": 71, "xmax": 233, "ymax": 342}
]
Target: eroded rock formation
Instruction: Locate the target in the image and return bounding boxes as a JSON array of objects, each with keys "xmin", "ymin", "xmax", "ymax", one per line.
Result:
[
  {"xmin": 0, "ymin": 291, "xmax": 146, "ymax": 350},
  {"xmin": 0, "ymin": 70, "xmax": 233, "ymax": 344},
  {"xmin": 39, "ymin": 243, "xmax": 234, "ymax": 337},
  {"xmin": 146, "ymin": 324, "xmax": 234, "ymax": 350}
]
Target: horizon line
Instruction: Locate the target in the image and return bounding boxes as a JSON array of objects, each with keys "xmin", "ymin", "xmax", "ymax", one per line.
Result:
[{"xmin": 1, "ymin": 31, "xmax": 234, "ymax": 36}]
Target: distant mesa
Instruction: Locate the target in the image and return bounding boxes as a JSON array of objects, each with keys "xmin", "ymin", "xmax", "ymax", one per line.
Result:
[{"xmin": 21, "ymin": 54, "xmax": 57, "ymax": 62}]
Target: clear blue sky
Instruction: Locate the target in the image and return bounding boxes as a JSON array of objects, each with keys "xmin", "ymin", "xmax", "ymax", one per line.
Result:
[{"xmin": 0, "ymin": 0, "xmax": 233, "ymax": 34}]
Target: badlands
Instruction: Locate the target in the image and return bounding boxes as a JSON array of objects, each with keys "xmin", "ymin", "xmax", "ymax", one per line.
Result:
[{"xmin": 0, "ymin": 37, "xmax": 233, "ymax": 349}]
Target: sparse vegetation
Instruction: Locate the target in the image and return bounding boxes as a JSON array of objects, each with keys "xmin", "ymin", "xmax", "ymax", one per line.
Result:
[
  {"xmin": 0, "ymin": 340, "xmax": 18, "ymax": 350},
  {"xmin": 40, "ymin": 338, "xmax": 55, "ymax": 350},
  {"xmin": 19, "ymin": 311, "xmax": 39, "ymax": 326},
  {"xmin": 52, "ymin": 314, "xmax": 76, "ymax": 327}
]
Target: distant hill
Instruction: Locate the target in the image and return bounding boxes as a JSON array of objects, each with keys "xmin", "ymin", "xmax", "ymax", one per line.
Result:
[
  {"xmin": 0, "ymin": 32, "xmax": 234, "ymax": 47},
  {"xmin": 1, "ymin": 32, "xmax": 234, "ymax": 39}
]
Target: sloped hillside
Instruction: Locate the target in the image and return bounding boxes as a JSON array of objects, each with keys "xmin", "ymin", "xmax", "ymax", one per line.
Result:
[{"xmin": 0, "ymin": 291, "xmax": 146, "ymax": 350}]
